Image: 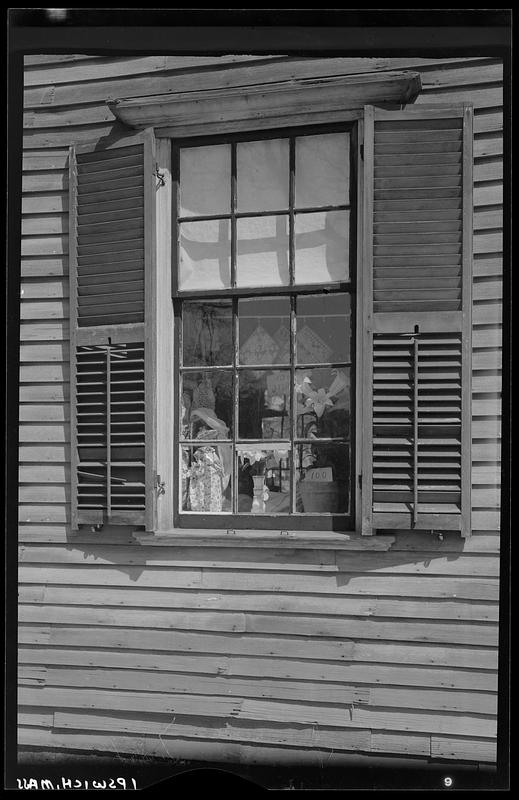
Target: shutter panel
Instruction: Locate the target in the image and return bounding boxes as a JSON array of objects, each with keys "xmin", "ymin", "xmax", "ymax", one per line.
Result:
[
  {"xmin": 361, "ymin": 105, "xmax": 472, "ymax": 537},
  {"xmin": 69, "ymin": 133, "xmax": 156, "ymax": 529}
]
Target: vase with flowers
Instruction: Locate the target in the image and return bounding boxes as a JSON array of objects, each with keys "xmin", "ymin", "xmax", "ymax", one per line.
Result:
[{"xmin": 295, "ymin": 369, "xmax": 350, "ymax": 514}]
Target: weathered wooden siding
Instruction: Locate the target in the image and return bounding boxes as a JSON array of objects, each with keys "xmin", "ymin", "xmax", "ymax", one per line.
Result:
[{"xmin": 18, "ymin": 54, "xmax": 503, "ymax": 766}]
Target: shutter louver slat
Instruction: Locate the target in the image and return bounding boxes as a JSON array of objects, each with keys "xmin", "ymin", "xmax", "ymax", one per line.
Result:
[
  {"xmin": 362, "ymin": 105, "xmax": 472, "ymax": 537},
  {"xmin": 75, "ymin": 342, "xmax": 146, "ymax": 524},
  {"xmin": 372, "ymin": 114, "xmax": 463, "ymax": 316},
  {"xmin": 70, "ymin": 136, "xmax": 154, "ymax": 529},
  {"xmin": 372, "ymin": 332, "xmax": 463, "ymax": 509}
]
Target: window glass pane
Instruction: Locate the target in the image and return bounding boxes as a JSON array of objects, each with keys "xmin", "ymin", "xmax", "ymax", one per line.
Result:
[
  {"xmin": 179, "ymin": 144, "xmax": 231, "ymax": 217},
  {"xmin": 181, "ymin": 445, "xmax": 232, "ymax": 513},
  {"xmin": 181, "ymin": 371, "xmax": 233, "ymax": 439},
  {"xmin": 297, "ymin": 293, "xmax": 351, "ymax": 364},
  {"xmin": 182, "ymin": 300, "xmax": 233, "ymax": 367},
  {"xmin": 294, "ymin": 210, "xmax": 350, "ymax": 284},
  {"xmin": 295, "ymin": 367, "xmax": 351, "ymax": 440},
  {"xmin": 179, "ymin": 219, "xmax": 231, "ymax": 290},
  {"xmin": 236, "ymin": 216, "xmax": 289, "ymax": 287},
  {"xmin": 238, "ymin": 369, "xmax": 290, "ymax": 440},
  {"xmin": 295, "ymin": 442, "xmax": 350, "ymax": 514},
  {"xmin": 237, "ymin": 445, "xmax": 291, "ymax": 514},
  {"xmin": 295, "ymin": 132, "xmax": 350, "ymax": 208},
  {"xmin": 237, "ymin": 139, "xmax": 289, "ymax": 212},
  {"xmin": 239, "ymin": 297, "xmax": 290, "ymax": 365}
]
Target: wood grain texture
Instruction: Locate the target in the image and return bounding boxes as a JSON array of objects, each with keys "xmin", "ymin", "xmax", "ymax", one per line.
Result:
[
  {"xmin": 17, "ymin": 54, "xmax": 503, "ymax": 766},
  {"xmin": 15, "ymin": 542, "xmax": 500, "ymax": 572},
  {"xmin": 19, "ymin": 683, "xmax": 498, "ymax": 738},
  {"xmin": 17, "ymin": 583, "xmax": 499, "ymax": 621},
  {"xmin": 17, "ymin": 562, "xmax": 501, "ymax": 599},
  {"xmin": 17, "ymin": 604, "xmax": 498, "ymax": 647},
  {"xmin": 18, "ymin": 638, "xmax": 498, "ymax": 671}
]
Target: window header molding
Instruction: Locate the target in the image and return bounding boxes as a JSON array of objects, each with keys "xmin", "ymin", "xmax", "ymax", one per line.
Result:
[{"xmin": 106, "ymin": 70, "xmax": 421, "ymax": 138}]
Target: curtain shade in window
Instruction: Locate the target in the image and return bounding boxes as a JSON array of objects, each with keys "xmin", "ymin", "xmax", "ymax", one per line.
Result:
[
  {"xmin": 69, "ymin": 132, "xmax": 156, "ymax": 529},
  {"xmin": 361, "ymin": 104, "xmax": 473, "ymax": 537}
]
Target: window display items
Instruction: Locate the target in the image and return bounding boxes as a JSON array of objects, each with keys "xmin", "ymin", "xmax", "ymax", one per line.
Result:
[
  {"xmin": 183, "ymin": 408, "xmax": 232, "ymax": 513},
  {"xmin": 295, "ymin": 369, "xmax": 350, "ymax": 513}
]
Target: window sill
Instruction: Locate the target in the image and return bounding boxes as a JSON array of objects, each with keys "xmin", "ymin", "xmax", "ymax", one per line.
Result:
[{"xmin": 133, "ymin": 528, "xmax": 395, "ymax": 550}]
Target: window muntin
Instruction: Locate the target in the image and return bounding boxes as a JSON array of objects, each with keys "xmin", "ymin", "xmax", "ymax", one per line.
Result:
[
  {"xmin": 176, "ymin": 129, "xmax": 352, "ymax": 293},
  {"xmin": 175, "ymin": 127, "xmax": 355, "ymax": 528}
]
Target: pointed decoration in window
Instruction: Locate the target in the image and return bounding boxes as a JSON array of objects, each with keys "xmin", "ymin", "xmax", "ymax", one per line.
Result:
[
  {"xmin": 296, "ymin": 325, "xmax": 333, "ymax": 365},
  {"xmin": 273, "ymin": 324, "xmax": 291, "ymax": 365},
  {"xmin": 239, "ymin": 323, "xmax": 279, "ymax": 366}
]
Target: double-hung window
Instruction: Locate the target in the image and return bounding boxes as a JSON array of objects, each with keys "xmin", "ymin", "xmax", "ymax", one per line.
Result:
[
  {"xmin": 174, "ymin": 128, "xmax": 355, "ymax": 529},
  {"xmin": 69, "ymin": 77, "xmax": 474, "ymax": 538}
]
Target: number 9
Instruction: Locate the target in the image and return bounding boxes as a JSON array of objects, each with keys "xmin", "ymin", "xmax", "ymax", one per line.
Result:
[{"xmin": 444, "ymin": 777, "xmax": 453, "ymax": 787}]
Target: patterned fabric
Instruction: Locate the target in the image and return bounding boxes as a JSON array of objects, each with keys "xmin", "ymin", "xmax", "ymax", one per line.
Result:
[
  {"xmin": 192, "ymin": 376, "xmax": 216, "ymax": 410},
  {"xmin": 188, "ymin": 445, "xmax": 224, "ymax": 512},
  {"xmin": 239, "ymin": 323, "xmax": 278, "ymax": 365}
]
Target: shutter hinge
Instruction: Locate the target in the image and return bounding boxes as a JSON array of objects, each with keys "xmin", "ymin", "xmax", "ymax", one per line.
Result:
[
  {"xmin": 358, "ymin": 474, "xmax": 362, "ymax": 490},
  {"xmin": 360, "ymin": 144, "xmax": 364, "ymax": 161},
  {"xmin": 154, "ymin": 164, "xmax": 166, "ymax": 187},
  {"xmin": 155, "ymin": 474, "xmax": 166, "ymax": 496}
]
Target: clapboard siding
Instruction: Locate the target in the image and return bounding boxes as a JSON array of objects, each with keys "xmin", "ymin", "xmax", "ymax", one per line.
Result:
[
  {"xmin": 18, "ymin": 667, "xmax": 497, "ymax": 715},
  {"xmin": 18, "ymin": 583, "xmax": 499, "ymax": 621},
  {"xmin": 18, "ymin": 55, "xmax": 504, "ymax": 767}
]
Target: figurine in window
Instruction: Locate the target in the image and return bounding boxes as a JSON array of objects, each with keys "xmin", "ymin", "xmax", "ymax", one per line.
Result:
[{"xmin": 188, "ymin": 408, "xmax": 232, "ymax": 513}]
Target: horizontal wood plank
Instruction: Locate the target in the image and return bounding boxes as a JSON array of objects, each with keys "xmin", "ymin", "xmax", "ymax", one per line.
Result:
[
  {"xmin": 44, "ymin": 711, "xmax": 376, "ymax": 755},
  {"xmin": 19, "ymin": 404, "xmax": 68, "ymax": 422},
  {"xmin": 18, "ymin": 505, "xmax": 70, "ymax": 523},
  {"xmin": 17, "ymin": 604, "xmax": 498, "ymax": 646},
  {"xmin": 22, "ymin": 194, "xmax": 68, "ymax": 214},
  {"xmin": 21, "ymin": 236, "xmax": 68, "ymax": 257},
  {"xmin": 17, "ymin": 544, "xmax": 501, "ymax": 577},
  {"xmin": 23, "ymin": 55, "xmax": 281, "ymax": 87},
  {"xmin": 18, "ymin": 422, "xmax": 70, "ymax": 443},
  {"xmin": 19, "ymin": 385, "xmax": 69, "ymax": 403},
  {"xmin": 20, "ymin": 343, "xmax": 69, "ymax": 362},
  {"xmin": 18, "ymin": 563, "xmax": 500, "ymax": 598},
  {"xmin": 18, "ymin": 638, "xmax": 498, "ymax": 672},
  {"xmin": 19, "ymin": 464, "xmax": 69, "ymax": 483},
  {"xmin": 430, "ymin": 734, "xmax": 496, "ymax": 762},
  {"xmin": 23, "ymin": 56, "xmax": 500, "ymax": 107},
  {"xmin": 20, "ymin": 299, "xmax": 69, "ymax": 321},
  {"xmin": 17, "ymin": 582, "xmax": 499, "ymax": 621},
  {"xmin": 21, "ymin": 280, "xmax": 68, "ymax": 300},
  {"xmin": 19, "ymin": 685, "xmax": 497, "ymax": 737},
  {"xmin": 17, "ymin": 725, "xmax": 373, "ymax": 766}
]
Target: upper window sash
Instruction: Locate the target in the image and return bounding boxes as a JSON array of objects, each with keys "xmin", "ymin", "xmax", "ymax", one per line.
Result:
[{"xmin": 172, "ymin": 126, "xmax": 354, "ymax": 297}]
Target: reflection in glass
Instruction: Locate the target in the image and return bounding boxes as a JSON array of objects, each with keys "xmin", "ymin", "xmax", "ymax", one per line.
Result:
[
  {"xmin": 239, "ymin": 370, "xmax": 290, "ymax": 440},
  {"xmin": 179, "ymin": 219, "xmax": 231, "ymax": 291},
  {"xmin": 239, "ymin": 297, "xmax": 290, "ymax": 365},
  {"xmin": 179, "ymin": 144, "xmax": 231, "ymax": 217},
  {"xmin": 181, "ymin": 371, "xmax": 233, "ymax": 439},
  {"xmin": 237, "ymin": 445, "xmax": 291, "ymax": 514},
  {"xmin": 181, "ymin": 445, "xmax": 232, "ymax": 513},
  {"xmin": 294, "ymin": 210, "xmax": 350, "ymax": 284},
  {"xmin": 295, "ymin": 133, "xmax": 350, "ymax": 209},
  {"xmin": 237, "ymin": 139, "xmax": 289, "ymax": 212},
  {"xmin": 236, "ymin": 216, "xmax": 289, "ymax": 287},
  {"xmin": 183, "ymin": 300, "xmax": 232, "ymax": 367},
  {"xmin": 295, "ymin": 367, "xmax": 350, "ymax": 440},
  {"xmin": 295, "ymin": 442, "xmax": 350, "ymax": 514},
  {"xmin": 297, "ymin": 293, "xmax": 351, "ymax": 364}
]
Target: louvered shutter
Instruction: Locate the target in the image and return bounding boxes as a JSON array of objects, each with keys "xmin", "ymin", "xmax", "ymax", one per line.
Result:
[
  {"xmin": 361, "ymin": 104, "xmax": 472, "ymax": 537},
  {"xmin": 69, "ymin": 132, "xmax": 157, "ymax": 529}
]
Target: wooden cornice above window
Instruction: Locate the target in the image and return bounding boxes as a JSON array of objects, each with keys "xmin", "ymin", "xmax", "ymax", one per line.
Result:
[{"xmin": 106, "ymin": 70, "xmax": 421, "ymax": 137}]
